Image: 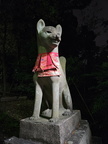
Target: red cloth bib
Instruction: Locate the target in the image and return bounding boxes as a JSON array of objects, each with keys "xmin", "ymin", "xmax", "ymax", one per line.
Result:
[{"xmin": 32, "ymin": 52, "xmax": 60, "ymax": 77}]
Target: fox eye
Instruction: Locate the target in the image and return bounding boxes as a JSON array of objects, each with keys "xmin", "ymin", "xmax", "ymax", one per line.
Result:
[{"xmin": 47, "ymin": 31, "xmax": 51, "ymax": 33}]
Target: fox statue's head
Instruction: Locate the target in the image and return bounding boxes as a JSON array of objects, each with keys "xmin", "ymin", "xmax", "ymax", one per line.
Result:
[{"xmin": 37, "ymin": 19, "xmax": 62, "ymax": 50}]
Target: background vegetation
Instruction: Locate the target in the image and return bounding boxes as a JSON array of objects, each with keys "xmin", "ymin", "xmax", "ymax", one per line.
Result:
[{"xmin": 0, "ymin": 0, "xmax": 108, "ymax": 143}]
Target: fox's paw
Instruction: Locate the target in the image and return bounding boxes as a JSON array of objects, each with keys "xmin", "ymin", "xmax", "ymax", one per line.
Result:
[
  {"xmin": 62, "ymin": 109, "xmax": 72, "ymax": 116},
  {"xmin": 29, "ymin": 116, "xmax": 40, "ymax": 120},
  {"xmin": 49, "ymin": 118, "xmax": 58, "ymax": 123}
]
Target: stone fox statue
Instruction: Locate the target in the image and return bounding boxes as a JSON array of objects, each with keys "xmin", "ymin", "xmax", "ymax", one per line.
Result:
[{"xmin": 31, "ymin": 19, "xmax": 72, "ymax": 122}]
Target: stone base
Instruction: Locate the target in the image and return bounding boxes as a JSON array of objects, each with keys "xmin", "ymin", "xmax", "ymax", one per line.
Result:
[
  {"xmin": 20, "ymin": 110, "xmax": 81, "ymax": 144},
  {"xmin": 4, "ymin": 120, "xmax": 92, "ymax": 144},
  {"xmin": 4, "ymin": 137, "xmax": 36, "ymax": 144},
  {"xmin": 4, "ymin": 110, "xmax": 93, "ymax": 144},
  {"xmin": 67, "ymin": 120, "xmax": 92, "ymax": 144}
]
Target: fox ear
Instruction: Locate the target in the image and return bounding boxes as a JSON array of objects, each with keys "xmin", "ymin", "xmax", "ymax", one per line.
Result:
[
  {"xmin": 37, "ymin": 19, "xmax": 45, "ymax": 33},
  {"xmin": 56, "ymin": 24, "xmax": 62, "ymax": 36}
]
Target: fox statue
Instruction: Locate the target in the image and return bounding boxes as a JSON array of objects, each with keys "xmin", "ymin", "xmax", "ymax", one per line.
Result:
[{"xmin": 31, "ymin": 19, "xmax": 73, "ymax": 122}]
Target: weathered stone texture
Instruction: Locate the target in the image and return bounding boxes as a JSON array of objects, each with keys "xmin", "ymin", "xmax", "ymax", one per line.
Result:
[
  {"xmin": 67, "ymin": 120, "xmax": 92, "ymax": 144},
  {"xmin": 4, "ymin": 110, "xmax": 93, "ymax": 144},
  {"xmin": 20, "ymin": 110, "xmax": 81, "ymax": 144}
]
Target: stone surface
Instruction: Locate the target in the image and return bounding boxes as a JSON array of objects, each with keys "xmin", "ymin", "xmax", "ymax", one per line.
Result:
[
  {"xmin": 20, "ymin": 110, "xmax": 81, "ymax": 144},
  {"xmin": 4, "ymin": 119, "xmax": 94, "ymax": 144},
  {"xmin": 66, "ymin": 120, "xmax": 92, "ymax": 144},
  {"xmin": 4, "ymin": 136, "xmax": 37, "ymax": 144},
  {"xmin": 4, "ymin": 136, "xmax": 102, "ymax": 144}
]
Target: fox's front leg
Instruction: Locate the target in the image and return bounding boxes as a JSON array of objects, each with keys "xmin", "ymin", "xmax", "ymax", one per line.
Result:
[
  {"xmin": 30, "ymin": 81, "xmax": 43, "ymax": 120},
  {"xmin": 62, "ymin": 85, "xmax": 73, "ymax": 116},
  {"xmin": 49, "ymin": 76, "xmax": 59, "ymax": 122}
]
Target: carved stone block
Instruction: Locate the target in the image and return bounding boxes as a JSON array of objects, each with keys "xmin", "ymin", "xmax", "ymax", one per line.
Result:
[{"xmin": 20, "ymin": 110, "xmax": 81, "ymax": 144}]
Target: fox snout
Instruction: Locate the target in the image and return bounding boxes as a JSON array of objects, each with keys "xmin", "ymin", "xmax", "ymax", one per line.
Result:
[{"xmin": 52, "ymin": 33, "xmax": 61, "ymax": 42}]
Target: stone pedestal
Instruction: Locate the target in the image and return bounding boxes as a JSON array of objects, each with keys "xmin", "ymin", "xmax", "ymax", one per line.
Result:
[
  {"xmin": 4, "ymin": 110, "xmax": 92, "ymax": 144},
  {"xmin": 67, "ymin": 120, "xmax": 92, "ymax": 144},
  {"xmin": 20, "ymin": 110, "xmax": 81, "ymax": 144}
]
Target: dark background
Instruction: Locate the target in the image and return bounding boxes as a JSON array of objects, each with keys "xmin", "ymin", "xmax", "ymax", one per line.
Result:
[{"xmin": 0, "ymin": 0, "xmax": 108, "ymax": 143}]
